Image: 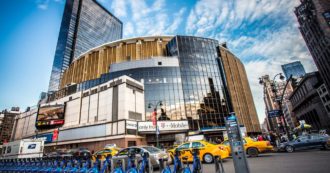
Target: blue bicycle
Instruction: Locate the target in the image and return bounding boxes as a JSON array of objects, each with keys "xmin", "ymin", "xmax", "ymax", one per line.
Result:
[
  {"xmin": 182, "ymin": 148, "xmax": 202, "ymax": 173},
  {"xmin": 137, "ymin": 151, "xmax": 151, "ymax": 173},
  {"xmin": 159, "ymin": 157, "xmax": 171, "ymax": 173},
  {"xmin": 87, "ymin": 157, "xmax": 101, "ymax": 173},
  {"xmin": 126, "ymin": 149, "xmax": 139, "ymax": 173},
  {"xmin": 160, "ymin": 149, "xmax": 183, "ymax": 173},
  {"xmin": 101, "ymin": 155, "xmax": 112, "ymax": 173},
  {"xmin": 111, "ymin": 160, "xmax": 125, "ymax": 173},
  {"xmin": 173, "ymin": 149, "xmax": 183, "ymax": 173}
]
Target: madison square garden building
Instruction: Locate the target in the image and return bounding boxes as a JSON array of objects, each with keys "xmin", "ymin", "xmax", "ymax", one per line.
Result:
[{"xmin": 41, "ymin": 35, "xmax": 260, "ymax": 147}]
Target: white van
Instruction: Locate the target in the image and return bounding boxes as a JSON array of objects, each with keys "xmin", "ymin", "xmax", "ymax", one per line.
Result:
[{"xmin": 1, "ymin": 139, "xmax": 45, "ymax": 159}]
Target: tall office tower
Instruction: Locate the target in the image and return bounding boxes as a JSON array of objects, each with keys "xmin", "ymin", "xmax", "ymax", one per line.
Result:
[
  {"xmin": 48, "ymin": 0, "xmax": 122, "ymax": 91},
  {"xmin": 281, "ymin": 61, "xmax": 306, "ymax": 79},
  {"xmin": 219, "ymin": 44, "xmax": 261, "ymax": 135},
  {"xmin": 261, "ymin": 75, "xmax": 294, "ymax": 133},
  {"xmin": 295, "ymin": 0, "xmax": 330, "ymax": 92}
]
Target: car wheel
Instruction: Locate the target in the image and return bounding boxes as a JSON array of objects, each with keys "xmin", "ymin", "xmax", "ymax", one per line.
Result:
[
  {"xmin": 203, "ymin": 153, "xmax": 214, "ymax": 163},
  {"xmin": 285, "ymin": 146, "xmax": 294, "ymax": 153},
  {"xmin": 323, "ymin": 144, "xmax": 330, "ymax": 150},
  {"xmin": 247, "ymin": 148, "xmax": 259, "ymax": 157}
]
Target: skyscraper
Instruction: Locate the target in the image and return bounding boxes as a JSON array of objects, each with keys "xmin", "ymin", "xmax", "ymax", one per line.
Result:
[
  {"xmin": 48, "ymin": 0, "xmax": 123, "ymax": 91},
  {"xmin": 281, "ymin": 61, "xmax": 306, "ymax": 79},
  {"xmin": 219, "ymin": 44, "xmax": 261, "ymax": 134},
  {"xmin": 260, "ymin": 75, "xmax": 294, "ymax": 133},
  {"xmin": 295, "ymin": 0, "xmax": 330, "ymax": 92}
]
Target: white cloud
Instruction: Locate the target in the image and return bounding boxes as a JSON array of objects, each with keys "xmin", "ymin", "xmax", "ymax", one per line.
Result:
[
  {"xmin": 124, "ymin": 22, "xmax": 134, "ymax": 36},
  {"xmin": 186, "ymin": 0, "xmax": 317, "ymax": 123},
  {"xmin": 239, "ymin": 26, "xmax": 317, "ymax": 123},
  {"xmin": 112, "ymin": 0, "xmax": 184, "ymax": 37},
  {"xmin": 165, "ymin": 8, "xmax": 186, "ymax": 34},
  {"xmin": 36, "ymin": 0, "xmax": 50, "ymax": 10},
  {"xmin": 110, "ymin": 0, "xmax": 127, "ymax": 17},
  {"xmin": 36, "ymin": 0, "xmax": 62, "ymax": 10}
]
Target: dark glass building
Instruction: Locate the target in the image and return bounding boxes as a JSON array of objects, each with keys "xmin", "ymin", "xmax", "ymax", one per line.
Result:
[
  {"xmin": 281, "ymin": 61, "xmax": 306, "ymax": 79},
  {"xmin": 48, "ymin": 0, "xmax": 122, "ymax": 91},
  {"xmin": 295, "ymin": 0, "xmax": 330, "ymax": 92}
]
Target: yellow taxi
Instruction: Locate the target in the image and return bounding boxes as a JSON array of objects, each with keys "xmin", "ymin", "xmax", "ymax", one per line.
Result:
[
  {"xmin": 92, "ymin": 148, "xmax": 119, "ymax": 161},
  {"xmin": 168, "ymin": 140, "xmax": 229, "ymax": 163},
  {"xmin": 221, "ymin": 137, "xmax": 273, "ymax": 157}
]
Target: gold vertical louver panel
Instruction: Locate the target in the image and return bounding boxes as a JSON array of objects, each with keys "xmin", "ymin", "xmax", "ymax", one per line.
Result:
[
  {"xmin": 59, "ymin": 36, "xmax": 172, "ymax": 89},
  {"xmin": 219, "ymin": 46, "xmax": 261, "ymax": 133}
]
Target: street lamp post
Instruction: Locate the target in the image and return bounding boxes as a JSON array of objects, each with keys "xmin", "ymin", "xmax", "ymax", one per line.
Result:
[
  {"xmin": 148, "ymin": 101, "xmax": 163, "ymax": 148},
  {"xmin": 259, "ymin": 73, "xmax": 291, "ymax": 139}
]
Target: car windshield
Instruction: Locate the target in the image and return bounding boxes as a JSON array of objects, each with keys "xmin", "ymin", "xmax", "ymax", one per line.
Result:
[
  {"xmin": 96, "ymin": 149, "xmax": 111, "ymax": 154},
  {"xmin": 142, "ymin": 146, "xmax": 161, "ymax": 153}
]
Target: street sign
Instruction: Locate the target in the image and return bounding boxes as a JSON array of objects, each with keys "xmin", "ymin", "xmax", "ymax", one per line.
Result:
[
  {"xmin": 225, "ymin": 112, "xmax": 250, "ymax": 173},
  {"xmin": 268, "ymin": 110, "xmax": 282, "ymax": 118}
]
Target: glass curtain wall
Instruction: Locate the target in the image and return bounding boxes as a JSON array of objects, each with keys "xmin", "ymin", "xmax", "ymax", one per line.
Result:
[
  {"xmin": 108, "ymin": 67, "xmax": 186, "ymax": 121},
  {"xmin": 168, "ymin": 36, "xmax": 229, "ymax": 131}
]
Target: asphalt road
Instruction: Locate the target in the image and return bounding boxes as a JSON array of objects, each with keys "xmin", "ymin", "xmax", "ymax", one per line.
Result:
[{"xmin": 155, "ymin": 149, "xmax": 330, "ymax": 173}]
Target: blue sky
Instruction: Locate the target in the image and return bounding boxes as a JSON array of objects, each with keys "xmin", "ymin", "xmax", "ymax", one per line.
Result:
[{"xmin": 0, "ymin": 0, "xmax": 317, "ymax": 122}]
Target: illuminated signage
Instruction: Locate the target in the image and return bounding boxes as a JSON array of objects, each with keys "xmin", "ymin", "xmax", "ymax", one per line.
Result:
[{"xmin": 36, "ymin": 104, "xmax": 65, "ymax": 128}]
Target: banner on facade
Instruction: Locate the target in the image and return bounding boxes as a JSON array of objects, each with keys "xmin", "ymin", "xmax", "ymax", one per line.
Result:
[
  {"xmin": 138, "ymin": 120, "xmax": 189, "ymax": 132},
  {"xmin": 126, "ymin": 120, "xmax": 137, "ymax": 130}
]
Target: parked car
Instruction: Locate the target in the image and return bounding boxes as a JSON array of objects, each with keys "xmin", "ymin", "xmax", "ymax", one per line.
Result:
[
  {"xmin": 279, "ymin": 134, "xmax": 329, "ymax": 152},
  {"xmin": 221, "ymin": 137, "xmax": 273, "ymax": 157},
  {"xmin": 111, "ymin": 146, "xmax": 169, "ymax": 168},
  {"xmin": 168, "ymin": 140, "xmax": 229, "ymax": 164},
  {"xmin": 67, "ymin": 148, "xmax": 91, "ymax": 157},
  {"xmin": 45, "ymin": 149, "xmax": 73, "ymax": 158},
  {"xmin": 92, "ymin": 148, "xmax": 119, "ymax": 161}
]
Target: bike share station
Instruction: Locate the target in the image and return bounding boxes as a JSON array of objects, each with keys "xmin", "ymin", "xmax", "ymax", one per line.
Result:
[
  {"xmin": 0, "ymin": 112, "xmax": 250, "ymax": 173},
  {"xmin": 0, "ymin": 148, "xmax": 153, "ymax": 173},
  {"xmin": 225, "ymin": 113, "xmax": 250, "ymax": 173}
]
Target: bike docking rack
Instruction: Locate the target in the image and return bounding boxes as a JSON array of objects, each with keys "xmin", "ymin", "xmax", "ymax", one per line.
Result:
[
  {"xmin": 159, "ymin": 148, "xmax": 203, "ymax": 173},
  {"xmin": 159, "ymin": 149, "xmax": 183, "ymax": 173},
  {"xmin": 0, "ymin": 150, "xmax": 154, "ymax": 173}
]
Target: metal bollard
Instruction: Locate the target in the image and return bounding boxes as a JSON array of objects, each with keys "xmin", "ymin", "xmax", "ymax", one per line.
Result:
[
  {"xmin": 158, "ymin": 158, "xmax": 165, "ymax": 173},
  {"xmin": 214, "ymin": 156, "xmax": 225, "ymax": 173}
]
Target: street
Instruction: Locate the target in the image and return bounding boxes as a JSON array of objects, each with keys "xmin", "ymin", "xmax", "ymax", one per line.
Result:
[{"xmin": 155, "ymin": 149, "xmax": 330, "ymax": 173}]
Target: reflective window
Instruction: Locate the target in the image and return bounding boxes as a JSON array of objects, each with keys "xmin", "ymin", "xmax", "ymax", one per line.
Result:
[
  {"xmin": 178, "ymin": 143, "xmax": 190, "ymax": 150},
  {"xmin": 48, "ymin": 0, "xmax": 122, "ymax": 91},
  {"xmin": 167, "ymin": 36, "xmax": 229, "ymax": 131},
  {"xmin": 192, "ymin": 142, "xmax": 205, "ymax": 148}
]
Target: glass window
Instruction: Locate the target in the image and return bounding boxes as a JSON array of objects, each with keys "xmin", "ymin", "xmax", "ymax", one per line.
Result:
[
  {"xmin": 223, "ymin": 141, "xmax": 230, "ymax": 146},
  {"xmin": 142, "ymin": 146, "xmax": 161, "ymax": 153},
  {"xmin": 178, "ymin": 143, "xmax": 190, "ymax": 150},
  {"xmin": 117, "ymin": 148, "xmax": 128, "ymax": 156},
  {"xmin": 192, "ymin": 142, "xmax": 205, "ymax": 148}
]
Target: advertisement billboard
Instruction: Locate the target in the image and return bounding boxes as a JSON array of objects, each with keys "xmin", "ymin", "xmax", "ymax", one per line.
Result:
[{"xmin": 36, "ymin": 104, "xmax": 65, "ymax": 128}]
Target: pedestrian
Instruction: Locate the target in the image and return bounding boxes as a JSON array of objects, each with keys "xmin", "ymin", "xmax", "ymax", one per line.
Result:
[
  {"xmin": 263, "ymin": 134, "xmax": 267, "ymax": 141},
  {"xmin": 257, "ymin": 135, "xmax": 263, "ymax": 141},
  {"xmin": 270, "ymin": 132, "xmax": 276, "ymax": 146}
]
